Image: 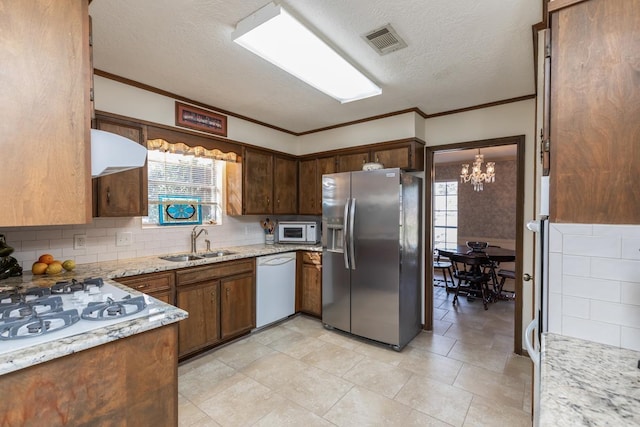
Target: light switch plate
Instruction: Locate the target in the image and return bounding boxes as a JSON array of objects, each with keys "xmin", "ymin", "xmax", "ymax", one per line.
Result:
[{"xmin": 116, "ymin": 231, "xmax": 133, "ymax": 247}]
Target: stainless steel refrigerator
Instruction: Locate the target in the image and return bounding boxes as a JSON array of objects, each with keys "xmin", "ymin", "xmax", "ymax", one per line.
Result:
[{"xmin": 322, "ymin": 168, "xmax": 422, "ymax": 350}]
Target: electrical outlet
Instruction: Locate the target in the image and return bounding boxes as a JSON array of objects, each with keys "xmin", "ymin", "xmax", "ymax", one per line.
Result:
[
  {"xmin": 116, "ymin": 231, "xmax": 133, "ymax": 247},
  {"xmin": 73, "ymin": 234, "xmax": 86, "ymax": 250}
]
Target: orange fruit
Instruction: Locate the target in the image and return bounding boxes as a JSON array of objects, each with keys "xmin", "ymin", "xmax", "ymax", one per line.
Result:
[
  {"xmin": 45, "ymin": 263, "xmax": 63, "ymax": 275},
  {"xmin": 38, "ymin": 254, "xmax": 54, "ymax": 264},
  {"xmin": 32, "ymin": 262, "xmax": 48, "ymax": 275}
]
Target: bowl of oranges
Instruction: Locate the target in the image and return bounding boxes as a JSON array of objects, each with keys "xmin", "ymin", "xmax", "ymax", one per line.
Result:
[{"xmin": 32, "ymin": 254, "xmax": 76, "ymax": 275}]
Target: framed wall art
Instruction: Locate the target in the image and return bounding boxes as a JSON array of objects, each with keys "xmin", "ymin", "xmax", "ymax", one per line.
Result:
[{"xmin": 175, "ymin": 101, "xmax": 227, "ymax": 137}]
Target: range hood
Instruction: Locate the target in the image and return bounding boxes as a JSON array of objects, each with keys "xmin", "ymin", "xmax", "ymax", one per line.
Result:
[{"xmin": 91, "ymin": 129, "xmax": 148, "ymax": 178}]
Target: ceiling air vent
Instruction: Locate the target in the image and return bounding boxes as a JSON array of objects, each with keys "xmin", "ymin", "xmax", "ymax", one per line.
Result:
[{"xmin": 362, "ymin": 24, "xmax": 407, "ymax": 56}]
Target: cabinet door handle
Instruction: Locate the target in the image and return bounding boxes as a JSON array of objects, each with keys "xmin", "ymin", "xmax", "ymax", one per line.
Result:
[
  {"xmin": 211, "ymin": 290, "xmax": 216, "ymax": 302},
  {"xmin": 135, "ymin": 284, "xmax": 149, "ymax": 290},
  {"xmin": 106, "ymin": 187, "xmax": 111, "ymax": 204},
  {"xmin": 226, "ymin": 287, "xmax": 230, "ymax": 299},
  {"xmin": 267, "ymin": 197, "xmax": 270, "ymax": 207}
]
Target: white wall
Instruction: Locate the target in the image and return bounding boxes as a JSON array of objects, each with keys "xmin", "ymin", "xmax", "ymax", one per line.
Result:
[
  {"xmin": 296, "ymin": 111, "xmax": 420, "ymax": 155},
  {"xmin": 548, "ymin": 223, "xmax": 640, "ymax": 351},
  {"xmin": 424, "ymin": 99, "xmax": 538, "ymax": 345},
  {"xmin": 94, "ymin": 76, "xmax": 298, "ymax": 154}
]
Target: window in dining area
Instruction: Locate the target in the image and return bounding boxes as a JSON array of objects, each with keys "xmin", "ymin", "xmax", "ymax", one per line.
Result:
[{"xmin": 433, "ymin": 181, "xmax": 458, "ymax": 249}]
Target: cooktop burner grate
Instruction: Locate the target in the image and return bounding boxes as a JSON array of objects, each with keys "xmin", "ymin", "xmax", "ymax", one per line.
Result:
[
  {"xmin": 0, "ymin": 309, "xmax": 80, "ymax": 340},
  {"xmin": 81, "ymin": 295, "xmax": 147, "ymax": 321}
]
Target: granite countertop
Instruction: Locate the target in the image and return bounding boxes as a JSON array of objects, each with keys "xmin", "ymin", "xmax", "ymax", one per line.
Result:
[
  {"xmin": 0, "ymin": 243, "xmax": 321, "ymax": 288},
  {"xmin": 0, "ymin": 243, "xmax": 320, "ymax": 376},
  {"xmin": 540, "ymin": 333, "xmax": 640, "ymax": 426}
]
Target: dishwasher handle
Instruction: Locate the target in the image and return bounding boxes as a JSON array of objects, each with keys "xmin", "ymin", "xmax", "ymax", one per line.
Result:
[{"xmin": 260, "ymin": 256, "xmax": 296, "ymax": 266}]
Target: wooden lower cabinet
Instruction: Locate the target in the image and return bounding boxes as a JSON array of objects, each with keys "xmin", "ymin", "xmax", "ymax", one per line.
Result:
[
  {"xmin": 177, "ymin": 280, "xmax": 221, "ymax": 356},
  {"xmin": 0, "ymin": 325, "xmax": 178, "ymax": 427},
  {"xmin": 176, "ymin": 259, "xmax": 256, "ymax": 358},
  {"xmin": 220, "ymin": 272, "xmax": 255, "ymax": 339},
  {"xmin": 297, "ymin": 252, "xmax": 322, "ymax": 317},
  {"xmin": 115, "ymin": 270, "xmax": 175, "ymax": 304}
]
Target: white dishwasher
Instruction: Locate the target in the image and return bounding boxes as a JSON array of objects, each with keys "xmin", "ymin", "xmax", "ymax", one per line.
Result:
[{"xmin": 256, "ymin": 252, "xmax": 296, "ymax": 328}]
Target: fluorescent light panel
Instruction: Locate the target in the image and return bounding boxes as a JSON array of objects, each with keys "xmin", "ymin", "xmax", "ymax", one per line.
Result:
[{"xmin": 232, "ymin": 3, "xmax": 381, "ymax": 103}]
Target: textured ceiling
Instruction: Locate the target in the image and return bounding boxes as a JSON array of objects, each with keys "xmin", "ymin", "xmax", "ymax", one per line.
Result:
[{"xmin": 89, "ymin": 0, "xmax": 542, "ymax": 134}]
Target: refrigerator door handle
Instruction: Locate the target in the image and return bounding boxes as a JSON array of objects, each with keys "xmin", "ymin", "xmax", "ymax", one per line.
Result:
[
  {"xmin": 525, "ymin": 318, "xmax": 539, "ymax": 367},
  {"xmin": 343, "ymin": 198, "xmax": 351, "ymax": 269},
  {"xmin": 348, "ymin": 198, "xmax": 356, "ymax": 270}
]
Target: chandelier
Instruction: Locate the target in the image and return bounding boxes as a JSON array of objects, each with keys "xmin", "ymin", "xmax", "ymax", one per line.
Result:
[{"xmin": 460, "ymin": 150, "xmax": 495, "ymax": 192}]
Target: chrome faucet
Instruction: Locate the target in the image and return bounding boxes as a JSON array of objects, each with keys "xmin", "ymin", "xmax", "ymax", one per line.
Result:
[{"xmin": 191, "ymin": 226, "xmax": 208, "ymax": 253}]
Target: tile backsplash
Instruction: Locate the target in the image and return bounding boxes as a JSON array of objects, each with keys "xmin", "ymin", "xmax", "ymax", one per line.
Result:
[
  {"xmin": 548, "ymin": 223, "xmax": 640, "ymax": 351},
  {"xmin": 1, "ymin": 215, "xmax": 269, "ymax": 268}
]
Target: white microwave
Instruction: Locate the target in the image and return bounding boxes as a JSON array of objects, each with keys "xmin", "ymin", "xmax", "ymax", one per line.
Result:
[{"xmin": 277, "ymin": 221, "xmax": 320, "ymax": 244}]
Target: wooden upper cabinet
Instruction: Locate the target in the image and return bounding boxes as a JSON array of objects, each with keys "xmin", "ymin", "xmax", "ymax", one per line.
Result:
[
  {"xmin": 273, "ymin": 156, "xmax": 298, "ymax": 214},
  {"xmin": 372, "ymin": 141, "xmax": 424, "ymax": 171},
  {"xmin": 338, "ymin": 151, "xmax": 370, "ymax": 172},
  {"xmin": 549, "ymin": 0, "xmax": 640, "ymax": 223},
  {"xmin": 298, "ymin": 159, "xmax": 317, "ymax": 215},
  {"xmin": 0, "ymin": 0, "xmax": 91, "ymax": 226},
  {"xmin": 93, "ymin": 116, "xmax": 148, "ymax": 217},
  {"xmin": 241, "ymin": 148, "xmax": 297, "ymax": 215},
  {"xmin": 243, "ymin": 148, "xmax": 274, "ymax": 214},
  {"xmin": 299, "ymin": 156, "xmax": 336, "ymax": 215}
]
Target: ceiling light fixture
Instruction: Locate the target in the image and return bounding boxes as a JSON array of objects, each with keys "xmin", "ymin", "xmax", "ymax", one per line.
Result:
[
  {"xmin": 460, "ymin": 149, "xmax": 495, "ymax": 192},
  {"xmin": 232, "ymin": 2, "xmax": 381, "ymax": 103}
]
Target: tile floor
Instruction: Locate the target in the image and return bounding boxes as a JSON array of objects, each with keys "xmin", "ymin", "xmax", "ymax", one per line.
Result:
[{"xmin": 178, "ymin": 285, "xmax": 532, "ymax": 426}]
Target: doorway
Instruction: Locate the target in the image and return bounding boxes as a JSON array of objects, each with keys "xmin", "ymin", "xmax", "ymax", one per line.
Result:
[{"xmin": 423, "ymin": 135, "xmax": 525, "ymax": 355}]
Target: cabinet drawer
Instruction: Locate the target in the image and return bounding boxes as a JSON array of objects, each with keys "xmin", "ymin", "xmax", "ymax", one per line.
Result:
[
  {"xmin": 116, "ymin": 271, "xmax": 175, "ymax": 294},
  {"xmin": 302, "ymin": 252, "xmax": 322, "ymax": 265},
  {"xmin": 176, "ymin": 259, "xmax": 255, "ymax": 286}
]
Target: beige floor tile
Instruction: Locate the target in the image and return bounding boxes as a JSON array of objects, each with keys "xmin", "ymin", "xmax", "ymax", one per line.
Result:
[
  {"xmin": 442, "ymin": 310, "xmax": 489, "ymax": 331},
  {"xmin": 433, "ymin": 306, "xmax": 449, "ymax": 320},
  {"xmin": 490, "ymin": 332, "xmax": 515, "ymax": 352},
  {"xmin": 407, "ymin": 331, "xmax": 457, "ymax": 356},
  {"xmin": 398, "ymin": 348, "xmax": 463, "ymax": 385},
  {"xmin": 352, "ymin": 340, "xmax": 407, "ymax": 365},
  {"xmin": 447, "ymin": 341, "xmax": 509, "ymax": 373},
  {"xmin": 301, "ymin": 341, "xmax": 365, "ymax": 375},
  {"xmin": 453, "ymin": 364, "xmax": 526, "ymax": 410},
  {"xmin": 432, "ymin": 318, "xmax": 453, "ymax": 336},
  {"xmin": 395, "ymin": 375, "xmax": 473, "ymax": 427},
  {"xmin": 198, "ymin": 376, "xmax": 287, "ymax": 427},
  {"xmin": 178, "ymin": 350, "xmax": 220, "ymax": 376},
  {"xmin": 213, "ymin": 338, "xmax": 277, "ymax": 370},
  {"xmin": 179, "ymin": 393, "xmax": 218, "ymax": 427},
  {"xmin": 502, "ymin": 353, "xmax": 533, "ymax": 382},
  {"xmin": 522, "ymin": 381, "xmax": 532, "ymax": 414},
  {"xmin": 404, "ymin": 409, "xmax": 456, "ymax": 427},
  {"xmin": 281, "ymin": 315, "xmax": 326, "ymax": 337},
  {"xmin": 323, "ymin": 386, "xmax": 413, "ymax": 426},
  {"xmin": 179, "ymin": 359, "xmax": 239, "ymax": 405},
  {"xmin": 241, "ymin": 352, "xmax": 309, "ymax": 389},
  {"xmin": 463, "ymin": 395, "xmax": 532, "ymax": 427},
  {"xmin": 342, "ymin": 358, "xmax": 413, "ymax": 399},
  {"xmin": 254, "ymin": 399, "xmax": 335, "ymax": 426},
  {"xmin": 268, "ymin": 331, "xmax": 330, "ymax": 359},
  {"xmin": 274, "ymin": 365, "xmax": 353, "ymax": 415},
  {"xmin": 317, "ymin": 329, "xmax": 362, "ymax": 350},
  {"xmin": 248, "ymin": 323, "xmax": 303, "ymax": 346}
]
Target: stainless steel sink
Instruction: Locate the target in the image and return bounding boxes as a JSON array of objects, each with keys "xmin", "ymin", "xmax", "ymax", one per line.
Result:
[
  {"xmin": 199, "ymin": 250, "xmax": 235, "ymax": 258},
  {"xmin": 159, "ymin": 254, "xmax": 203, "ymax": 262}
]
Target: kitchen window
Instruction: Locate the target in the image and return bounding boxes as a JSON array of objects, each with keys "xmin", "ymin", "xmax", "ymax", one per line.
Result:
[
  {"xmin": 143, "ymin": 145, "xmax": 224, "ymax": 226},
  {"xmin": 433, "ymin": 181, "xmax": 458, "ymax": 249}
]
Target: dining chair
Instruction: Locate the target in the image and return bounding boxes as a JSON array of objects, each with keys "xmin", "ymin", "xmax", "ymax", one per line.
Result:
[
  {"xmin": 496, "ymin": 269, "xmax": 516, "ymax": 300},
  {"xmin": 433, "ymin": 251, "xmax": 454, "ymax": 291},
  {"xmin": 448, "ymin": 253, "xmax": 493, "ymax": 310}
]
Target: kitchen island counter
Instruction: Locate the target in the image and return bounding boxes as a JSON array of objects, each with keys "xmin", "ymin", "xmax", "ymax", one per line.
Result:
[{"xmin": 540, "ymin": 333, "xmax": 640, "ymax": 426}]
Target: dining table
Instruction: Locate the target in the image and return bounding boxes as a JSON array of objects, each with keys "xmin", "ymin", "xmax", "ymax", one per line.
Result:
[{"xmin": 437, "ymin": 245, "xmax": 516, "ymax": 302}]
